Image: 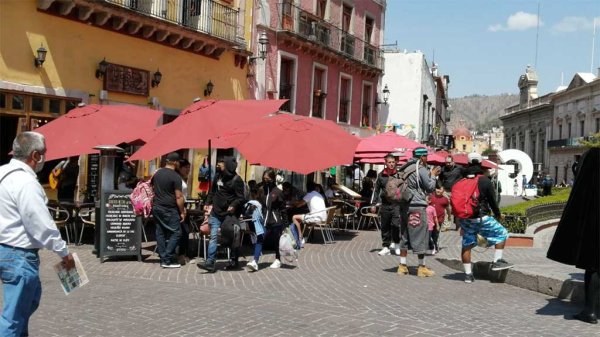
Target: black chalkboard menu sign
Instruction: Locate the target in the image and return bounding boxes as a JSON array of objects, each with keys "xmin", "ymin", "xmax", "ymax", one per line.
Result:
[
  {"xmin": 86, "ymin": 154, "xmax": 99, "ymax": 202},
  {"xmin": 99, "ymin": 190, "xmax": 141, "ymax": 262}
]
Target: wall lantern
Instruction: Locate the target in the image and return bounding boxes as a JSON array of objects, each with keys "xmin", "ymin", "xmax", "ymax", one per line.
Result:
[
  {"xmin": 204, "ymin": 80, "xmax": 214, "ymax": 97},
  {"xmin": 376, "ymin": 84, "xmax": 390, "ymax": 105},
  {"xmin": 151, "ymin": 69, "xmax": 162, "ymax": 88},
  {"xmin": 95, "ymin": 58, "xmax": 108, "ymax": 79},
  {"xmin": 249, "ymin": 32, "xmax": 269, "ymax": 63},
  {"xmin": 34, "ymin": 44, "xmax": 47, "ymax": 67}
]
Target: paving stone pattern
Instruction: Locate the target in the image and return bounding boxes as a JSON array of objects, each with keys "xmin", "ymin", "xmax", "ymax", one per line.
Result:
[{"xmin": 4, "ymin": 229, "xmax": 599, "ymax": 337}]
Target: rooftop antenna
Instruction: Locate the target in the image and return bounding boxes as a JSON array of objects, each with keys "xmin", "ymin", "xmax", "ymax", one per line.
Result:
[
  {"xmin": 534, "ymin": 1, "xmax": 540, "ymax": 69},
  {"xmin": 592, "ymin": 17, "xmax": 597, "ymax": 73}
]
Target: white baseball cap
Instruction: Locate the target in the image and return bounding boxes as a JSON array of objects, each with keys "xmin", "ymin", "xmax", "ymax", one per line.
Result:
[{"xmin": 468, "ymin": 152, "xmax": 483, "ymax": 164}]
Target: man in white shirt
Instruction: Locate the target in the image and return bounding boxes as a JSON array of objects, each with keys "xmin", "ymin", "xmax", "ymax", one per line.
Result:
[
  {"xmin": 0, "ymin": 131, "xmax": 75, "ymax": 337},
  {"xmin": 291, "ymin": 181, "xmax": 327, "ymax": 244}
]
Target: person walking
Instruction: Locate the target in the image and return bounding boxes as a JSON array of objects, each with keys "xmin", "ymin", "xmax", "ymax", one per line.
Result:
[
  {"xmin": 397, "ymin": 147, "xmax": 440, "ymax": 277},
  {"xmin": 198, "ymin": 156, "xmax": 245, "ymax": 273},
  {"xmin": 371, "ymin": 153, "xmax": 401, "ymax": 256},
  {"xmin": 259, "ymin": 169, "xmax": 290, "ymax": 270},
  {"xmin": 152, "ymin": 152, "xmax": 185, "ymax": 268},
  {"xmin": 458, "ymin": 153, "xmax": 513, "ymax": 284},
  {"xmin": 0, "ymin": 131, "xmax": 75, "ymax": 337},
  {"xmin": 547, "ymin": 147, "xmax": 599, "ymax": 324},
  {"xmin": 430, "ymin": 185, "xmax": 451, "ymax": 232}
]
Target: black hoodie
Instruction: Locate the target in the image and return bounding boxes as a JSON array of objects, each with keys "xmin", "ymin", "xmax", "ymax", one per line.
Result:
[{"xmin": 206, "ymin": 156, "xmax": 246, "ymax": 220}]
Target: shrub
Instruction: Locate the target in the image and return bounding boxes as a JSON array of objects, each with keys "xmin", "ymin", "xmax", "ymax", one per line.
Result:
[
  {"xmin": 501, "ymin": 214, "xmax": 527, "ymax": 234},
  {"xmin": 500, "ymin": 187, "xmax": 571, "ymax": 216}
]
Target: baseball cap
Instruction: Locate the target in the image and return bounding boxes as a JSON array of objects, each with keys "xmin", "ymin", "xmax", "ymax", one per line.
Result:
[
  {"xmin": 165, "ymin": 152, "xmax": 180, "ymax": 163},
  {"xmin": 412, "ymin": 147, "xmax": 428, "ymax": 157},
  {"xmin": 468, "ymin": 152, "xmax": 483, "ymax": 164}
]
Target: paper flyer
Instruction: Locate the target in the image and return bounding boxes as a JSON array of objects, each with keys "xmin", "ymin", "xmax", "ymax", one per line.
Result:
[{"xmin": 54, "ymin": 252, "xmax": 89, "ymax": 295}]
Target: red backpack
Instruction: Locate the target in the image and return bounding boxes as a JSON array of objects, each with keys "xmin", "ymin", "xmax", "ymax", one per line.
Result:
[{"xmin": 450, "ymin": 175, "xmax": 481, "ymax": 219}]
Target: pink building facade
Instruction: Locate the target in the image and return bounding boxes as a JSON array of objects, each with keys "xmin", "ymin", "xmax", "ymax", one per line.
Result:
[{"xmin": 251, "ymin": 0, "xmax": 386, "ymax": 134}]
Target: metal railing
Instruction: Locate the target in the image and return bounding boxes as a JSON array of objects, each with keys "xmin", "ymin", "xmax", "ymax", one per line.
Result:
[
  {"xmin": 525, "ymin": 202, "xmax": 566, "ymax": 225},
  {"xmin": 106, "ymin": 0, "xmax": 239, "ymax": 43},
  {"xmin": 277, "ymin": 2, "xmax": 383, "ymax": 69},
  {"xmin": 547, "ymin": 136, "xmax": 591, "ymax": 148},
  {"xmin": 504, "ymin": 95, "xmax": 552, "ymax": 115}
]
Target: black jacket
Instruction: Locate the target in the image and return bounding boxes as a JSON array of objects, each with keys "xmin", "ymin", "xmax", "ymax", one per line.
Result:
[
  {"xmin": 206, "ymin": 157, "xmax": 246, "ymax": 220},
  {"xmin": 464, "ymin": 166, "xmax": 500, "ymax": 219},
  {"xmin": 260, "ymin": 183, "xmax": 288, "ymax": 226},
  {"xmin": 547, "ymin": 148, "xmax": 599, "ymax": 270}
]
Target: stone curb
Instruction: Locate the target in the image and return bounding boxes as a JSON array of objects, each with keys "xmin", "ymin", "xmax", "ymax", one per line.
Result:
[{"xmin": 436, "ymin": 257, "xmax": 584, "ymax": 303}]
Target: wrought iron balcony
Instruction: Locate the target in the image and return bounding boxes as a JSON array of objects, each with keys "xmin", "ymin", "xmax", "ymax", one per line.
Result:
[
  {"xmin": 547, "ymin": 137, "xmax": 590, "ymax": 148},
  {"xmin": 277, "ymin": 2, "xmax": 382, "ymax": 70},
  {"xmin": 37, "ymin": 0, "xmax": 243, "ymax": 58},
  {"xmin": 106, "ymin": 0, "xmax": 239, "ymax": 43}
]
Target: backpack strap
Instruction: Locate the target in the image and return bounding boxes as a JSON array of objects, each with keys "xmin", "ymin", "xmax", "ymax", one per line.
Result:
[{"xmin": 0, "ymin": 168, "xmax": 25, "ymax": 185}]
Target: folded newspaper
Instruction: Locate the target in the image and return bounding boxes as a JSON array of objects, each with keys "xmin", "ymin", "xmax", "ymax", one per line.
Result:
[{"xmin": 54, "ymin": 253, "xmax": 89, "ymax": 295}]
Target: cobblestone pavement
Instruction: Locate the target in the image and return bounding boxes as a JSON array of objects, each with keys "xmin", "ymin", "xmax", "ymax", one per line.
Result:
[{"xmin": 6, "ymin": 230, "xmax": 599, "ymax": 337}]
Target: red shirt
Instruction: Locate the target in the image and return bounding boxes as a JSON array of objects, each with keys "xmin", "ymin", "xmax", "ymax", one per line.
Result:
[{"xmin": 430, "ymin": 193, "xmax": 449, "ymax": 223}]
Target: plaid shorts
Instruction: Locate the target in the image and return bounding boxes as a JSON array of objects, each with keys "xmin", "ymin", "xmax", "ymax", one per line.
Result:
[{"xmin": 458, "ymin": 216, "xmax": 508, "ymax": 248}]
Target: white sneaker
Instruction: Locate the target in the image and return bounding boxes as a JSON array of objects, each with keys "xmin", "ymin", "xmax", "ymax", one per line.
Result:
[
  {"xmin": 246, "ymin": 260, "xmax": 259, "ymax": 272},
  {"xmin": 269, "ymin": 259, "xmax": 282, "ymax": 269},
  {"xmin": 389, "ymin": 243, "xmax": 396, "ymax": 250},
  {"xmin": 394, "ymin": 246, "xmax": 400, "ymax": 256},
  {"xmin": 431, "ymin": 248, "xmax": 437, "ymax": 255},
  {"xmin": 301, "ymin": 238, "xmax": 305, "ymax": 248},
  {"xmin": 378, "ymin": 247, "xmax": 391, "ymax": 256}
]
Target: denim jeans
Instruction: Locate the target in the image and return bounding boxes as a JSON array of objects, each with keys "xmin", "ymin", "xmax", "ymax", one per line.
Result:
[
  {"xmin": 0, "ymin": 244, "xmax": 42, "ymax": 337},
  {"xmin": 152, "ymin": 205, "xmax": 182, "ymax": 265},
  {"xmin": 207, "ymin": 215, "xmax": 223, "ymax": 263}
]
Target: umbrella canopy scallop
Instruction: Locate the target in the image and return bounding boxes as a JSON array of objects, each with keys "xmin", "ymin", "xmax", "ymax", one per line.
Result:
[
  {"xmin": 215, "ymin": 113, "xmax": 360, "ymax": 174},
  {"xmin": 33, "ymin": 104, "xmax": 162, "ymax": 161}
]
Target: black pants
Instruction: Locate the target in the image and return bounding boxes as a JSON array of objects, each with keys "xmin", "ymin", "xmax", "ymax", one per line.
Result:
[
  {"xmin": 379, "ymin": 204, "xmax": 400, "ymax": 247},
  {"xmin": 582, "ymin": 269, "xmax": 599, "ymax": 315},
  {"xmin": 178, "ymin": 220, "xmax": 190, "ymax": 257},
  {"xmin": 429, "ymin": 229, "xmax": 439, "ymax": 250}
]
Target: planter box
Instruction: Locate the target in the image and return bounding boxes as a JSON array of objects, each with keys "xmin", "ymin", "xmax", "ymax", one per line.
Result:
[{"xmin": 506, "ymin": 234, "xmax": 534, "ymax": 247}]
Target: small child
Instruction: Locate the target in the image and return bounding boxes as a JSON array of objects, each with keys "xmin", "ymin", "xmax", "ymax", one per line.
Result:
[
  {"xmin": 426, "ymin": 196, "xmax": 439, "ymax": 254},
  {"xmin": 513, "ymin": 179, "xmax": 519, "ymax": 197}
]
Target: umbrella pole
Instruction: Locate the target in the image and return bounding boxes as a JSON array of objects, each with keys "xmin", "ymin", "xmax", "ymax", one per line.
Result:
[
  {"xmin": 244, "ymin": 160, "xmax": 248, "ymax": 181},
  {"xmin": 207, "ymin": 139, "xmax": 212, "ymax": 194}
]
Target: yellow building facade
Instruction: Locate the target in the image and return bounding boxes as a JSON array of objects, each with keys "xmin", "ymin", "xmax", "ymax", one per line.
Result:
[{"xmin": 1, "ymin": 0, "xmax": 255, "ymax": 198}]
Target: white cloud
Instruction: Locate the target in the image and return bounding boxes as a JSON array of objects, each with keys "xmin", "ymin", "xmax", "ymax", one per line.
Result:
[
  {"xmin": 552, "ymin": 16, "xmax": 600, "ymax": 33},
  {"xmin": 488, "ymin": 11, "xmax": 542, "ymax": 32}
]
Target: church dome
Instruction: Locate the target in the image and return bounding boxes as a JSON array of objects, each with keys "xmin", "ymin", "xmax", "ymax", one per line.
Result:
[{"xmin": 453, "ymin": 127, "xmax": 472, "ymax": 140}]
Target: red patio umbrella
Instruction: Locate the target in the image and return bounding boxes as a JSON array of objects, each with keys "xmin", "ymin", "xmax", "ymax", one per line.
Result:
[
  {"xmin": 215, "ymin": 113, "xmax": 360, "ymax": 174},
  {"xmin": 129, "ymin": 99, "xmax": 287, "ymax": 161},
  {"xmin": 355, "ymin": 131, "xmax": 423, "ymax": 154},
  {"xmin": 33, "ymin": 104, "xmax": 162, "ymax": 161}
]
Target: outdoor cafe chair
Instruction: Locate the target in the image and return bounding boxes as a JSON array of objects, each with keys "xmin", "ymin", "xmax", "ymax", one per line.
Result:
[
  {"xmin": 302, "ymin": 206, "xmax": 337, "ymax": 244},
  {"xmin": 48, "ymin": 203, "xmax": 71, "ymax": 244},
  {"xmin": 333, "ymin": 200, "xmax": 358, "ymax": 230},
  {"xmin": 358, "ymin": 205, "xmax": 381, "ymax": 231},
  {"xmin": 78, "ymin": 208, "xmax": 95, "ymax": 245}
]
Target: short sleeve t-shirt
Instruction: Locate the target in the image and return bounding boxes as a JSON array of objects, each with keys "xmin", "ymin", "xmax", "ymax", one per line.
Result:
[
  {"xmin": 152, "ymin": 168, "xmax": 183, "ymax": 208},
  {"xmin": 303, "ymin": 191, "xmax": 327, "ymax": 221},
  {"xmin": 426, "ymin": 205, "xmax": 437, "ymax": 231},
  {"xmin": 429, "ymin": 193, "xmax": 449, "ymax": 223}
]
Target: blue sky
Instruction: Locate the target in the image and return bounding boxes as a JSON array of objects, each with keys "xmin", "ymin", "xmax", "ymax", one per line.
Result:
[{"xmin": 385, "ymin": 0, "xmax": 600, "ymax": 98}]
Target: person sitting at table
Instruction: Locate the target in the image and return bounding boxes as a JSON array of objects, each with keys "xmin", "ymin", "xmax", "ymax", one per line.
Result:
[
  {"xmin": 291, "ymin": 180, "xmax": 327, "ymax": 246},
  {"xmin": 176, "ymin": 158, "xmax": 191, "ymax": 265},
  {"xmin": 256, "ymin": 169, "xmax": 290, "ymax": 269}
]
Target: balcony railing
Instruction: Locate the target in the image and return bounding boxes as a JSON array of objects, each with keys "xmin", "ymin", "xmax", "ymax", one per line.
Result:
[
  {"xmin": 547, "ymin": 136, "xmax": 591, "ymax": 148},
  {"xmin": 504, "ymin": 95, "xmax": 552, "ymax": 115},
  {"xmin": 106, "ymin": 0, "xmax": 239, "ymax": 43},
  {"xmin": 277, "ymin": 2, "xmax": 382, "ymax": 69}
]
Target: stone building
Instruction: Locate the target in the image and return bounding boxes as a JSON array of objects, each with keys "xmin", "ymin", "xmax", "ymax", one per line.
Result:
[{"xmin": 501, "ymin": 66, "xmax": 600, "ymax": 183}]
